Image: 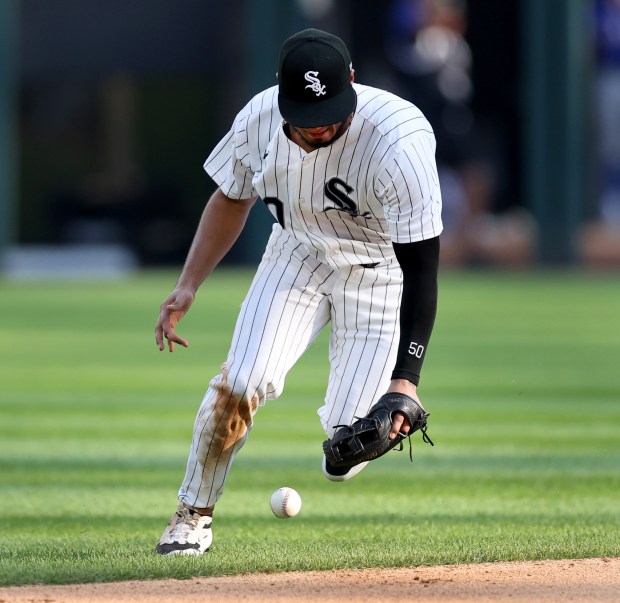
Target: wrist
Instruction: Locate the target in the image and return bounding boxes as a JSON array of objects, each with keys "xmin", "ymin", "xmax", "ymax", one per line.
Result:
[
  {"xmin": 387, "ymin": 379, "xmax": 418, "ymax": 397},
  {"xmin": 174, "ymin": 281, "xmax": 199, "ymax": 297}
]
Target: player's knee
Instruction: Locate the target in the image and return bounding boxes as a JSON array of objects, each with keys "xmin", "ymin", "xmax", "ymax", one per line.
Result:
[
  {"xmin": 212, "ymin": 373, "xmax": 260, "ymax": 428},
  {"xmin": 221, "ymin": 366, "xmax": 268, "ymax": 403}
]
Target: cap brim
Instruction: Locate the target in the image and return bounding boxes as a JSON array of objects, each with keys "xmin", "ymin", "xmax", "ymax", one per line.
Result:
[{"xmin": 278, "ymin": 84, "xmax": 356, "ymax": 128}]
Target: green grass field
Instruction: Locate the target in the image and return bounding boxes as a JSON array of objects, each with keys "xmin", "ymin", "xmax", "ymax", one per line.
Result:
[{"xmin": 0, "ymin": 268, "xmax": 618, "ymax": 586}]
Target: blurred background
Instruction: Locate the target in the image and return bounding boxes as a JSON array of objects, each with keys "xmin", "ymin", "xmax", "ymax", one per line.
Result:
[{"xmin": 1, "ymin": 0, "xmax": 619, "ymax": 277}]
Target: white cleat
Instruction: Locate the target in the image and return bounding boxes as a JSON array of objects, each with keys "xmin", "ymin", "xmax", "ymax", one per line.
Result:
[
  {"xmin": 322, "ymin": 456, "xmax": 369, "ymax": 482},
  {"xmin": 155, "ymin": 503, "xmax": 213, "ymax": 556}
]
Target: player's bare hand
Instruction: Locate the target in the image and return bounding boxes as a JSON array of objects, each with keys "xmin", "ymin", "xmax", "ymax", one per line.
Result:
[
  {"xmin": 386, "ymin": 379, "xmax": 423, "ymax": 439},
  {"xmin": 155, "ymin": 287, "xmax": 195, "ymax": 352}
]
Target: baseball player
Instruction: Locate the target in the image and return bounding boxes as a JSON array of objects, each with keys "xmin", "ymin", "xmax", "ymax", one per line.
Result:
[{"xmin": 154, "ymin": 28, "xmax": 442, "ymax": 555}]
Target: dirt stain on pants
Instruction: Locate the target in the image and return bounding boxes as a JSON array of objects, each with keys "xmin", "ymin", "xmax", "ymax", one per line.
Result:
[{"xmin": 180, "ymin": 367, "xmax": 261, "ymax": 508}]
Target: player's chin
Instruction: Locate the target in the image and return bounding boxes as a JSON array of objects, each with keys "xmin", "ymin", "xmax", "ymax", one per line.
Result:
[
  {"xmin": 307, "ymin": 127, "xmax": 330, "ymax": 137},
  {"xmin": 302, "ymin": 125, "xmax": 338, "ymax": 142},
  {"xmin": 306, "ymin": 134, "xmax": 331, "ymax": 146}
]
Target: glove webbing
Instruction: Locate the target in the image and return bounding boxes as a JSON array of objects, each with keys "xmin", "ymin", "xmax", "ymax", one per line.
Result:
[{"xmin": 332, "ymin": 416, "xmax": 434, "ymax": 462}]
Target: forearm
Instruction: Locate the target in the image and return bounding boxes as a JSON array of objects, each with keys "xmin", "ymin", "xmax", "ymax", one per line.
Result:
[
  {"xmin": 176, "ymin": 189, "xmax": 257, "ymax": 293},
  {"xmin": 391, "ymin": 237, "xmax": 440, "ymax": 386}
]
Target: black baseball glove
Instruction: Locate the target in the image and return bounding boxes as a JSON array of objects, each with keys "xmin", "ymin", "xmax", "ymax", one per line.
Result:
[{"xmin": 323, "ymin": 392, "xmax": 434, "ymax": 468}]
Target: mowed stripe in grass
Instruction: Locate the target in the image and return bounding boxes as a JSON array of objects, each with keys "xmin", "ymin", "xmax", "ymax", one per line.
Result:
[{"xmin": 0, "ymin": 269, "xmax": 618, "ymax": 585}]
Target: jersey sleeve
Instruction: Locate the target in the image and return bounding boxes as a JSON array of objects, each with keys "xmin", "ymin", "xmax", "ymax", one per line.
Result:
[
  {"xmin": 377, "ymin": 132, "xmax": 444, "ymax": 243},
  {"xmin": 203, "ymin": 114, "xmax": 256, "ymax": 200}
]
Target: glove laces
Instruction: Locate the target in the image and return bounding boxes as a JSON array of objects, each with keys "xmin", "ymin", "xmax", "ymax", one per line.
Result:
[{"xmin": 399, "ymin": 424, "xmax": 434, "ymax": 461}]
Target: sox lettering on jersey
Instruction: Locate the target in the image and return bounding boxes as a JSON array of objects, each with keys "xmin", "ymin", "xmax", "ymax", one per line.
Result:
[
  {"xmin": 263, "ymin": 177, "xmax": 370, "ymax": 229},
  {"xmin": 324, "ymin": 177, "xmax": 371, "ymax": 218}
]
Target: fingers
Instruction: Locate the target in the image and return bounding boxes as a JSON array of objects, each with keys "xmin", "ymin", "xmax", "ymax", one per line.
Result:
[
  {"xmin": 155, "ymin": 325, "xmax": 165, "ymax": 351},
  {"xmin": 155, "ymin": 325, "xmax": 189, "ymax": 352},
  {"xmin": 389, "ymin": 412, "xmax": 411, "ymax": 440},
  {"xmin": 155, "ymin": 301, "xmax": 190, "ymax": 352},
  {"xmin": 167, "ymin": 331, "xmax": 190, "ymax": 351}
]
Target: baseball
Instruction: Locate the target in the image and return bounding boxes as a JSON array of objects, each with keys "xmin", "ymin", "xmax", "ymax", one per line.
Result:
[{"xmin": 270, "ymin": 487, "xmax": 302, "ymax": 518}]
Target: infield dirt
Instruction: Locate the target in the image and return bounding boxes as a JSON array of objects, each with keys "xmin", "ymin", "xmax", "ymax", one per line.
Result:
[{"xmin": 0, "ymin": 557, "xmax": 617, "ymax": 603}]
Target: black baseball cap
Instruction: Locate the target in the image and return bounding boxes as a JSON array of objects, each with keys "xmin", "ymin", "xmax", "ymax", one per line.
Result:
[{"xmin": 277, "ymin": 29, "xmax": 356, "ymax": 128}]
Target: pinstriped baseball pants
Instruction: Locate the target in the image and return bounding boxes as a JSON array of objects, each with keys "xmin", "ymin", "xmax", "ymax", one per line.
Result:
[{"xmin": 179, "ymin": 226, "xmax": 403, "ymax": 509}]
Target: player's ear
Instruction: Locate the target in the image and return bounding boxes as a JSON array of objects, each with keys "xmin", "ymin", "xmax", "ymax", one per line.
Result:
[{"xmin": 350, "ymin": 69, "xmax": 355, "ymax": 83}]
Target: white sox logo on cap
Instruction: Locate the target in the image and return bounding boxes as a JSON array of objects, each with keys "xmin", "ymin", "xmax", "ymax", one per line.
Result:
[
  {"xmin": 278, "ymin": 29, "xmax": 356, "ymax": 127},
  {"xmin": 304, "ymin": 71, "xmax": 326, "ymax": 97}
]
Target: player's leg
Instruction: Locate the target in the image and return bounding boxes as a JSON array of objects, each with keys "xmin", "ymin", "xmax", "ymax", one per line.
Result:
[
  {"xmin": 156, "ymin": 228, "xmax": 332, "ymax": 555},
  {"xmin": 157, "ymin": 228, "xmax": 331, "ymax": 552},
  {"xmin": 318, "ymin": 262, "xmax": 403, "ymax": 481}
]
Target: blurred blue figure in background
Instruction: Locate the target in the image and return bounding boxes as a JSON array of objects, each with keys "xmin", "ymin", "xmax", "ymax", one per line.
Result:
[
  {"xmin": 581, "ymin": 0, "xmax": 620, "ymax": 266},
  {"xmin": 384, "ymin": 0, "xmax": 473, "ymax": 162},
  {"xmin": 384, "ymin": 0, "xmax": 473, "ymax": 245},
  {"xmin": 383, "ymin": 0, "xmax": 537, "ymax": 267},
  {"xmin": 595, "ymin": 0, "xmax": 620, "ymax": 225}
]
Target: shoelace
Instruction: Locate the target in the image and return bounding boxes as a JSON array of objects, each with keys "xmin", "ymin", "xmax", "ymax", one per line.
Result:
[{"xmin": 169, "ymin": 508, "xmax": 210, "ymax": 539}]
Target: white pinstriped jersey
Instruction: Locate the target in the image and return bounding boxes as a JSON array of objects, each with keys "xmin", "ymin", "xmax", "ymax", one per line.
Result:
[
  {"xmin": 204, "ymin": 83, "xmax": 443, "ymax": 269},
  {"xmin": 175, "ymin": 83, "xmax": 444, "ymax": 510}
]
